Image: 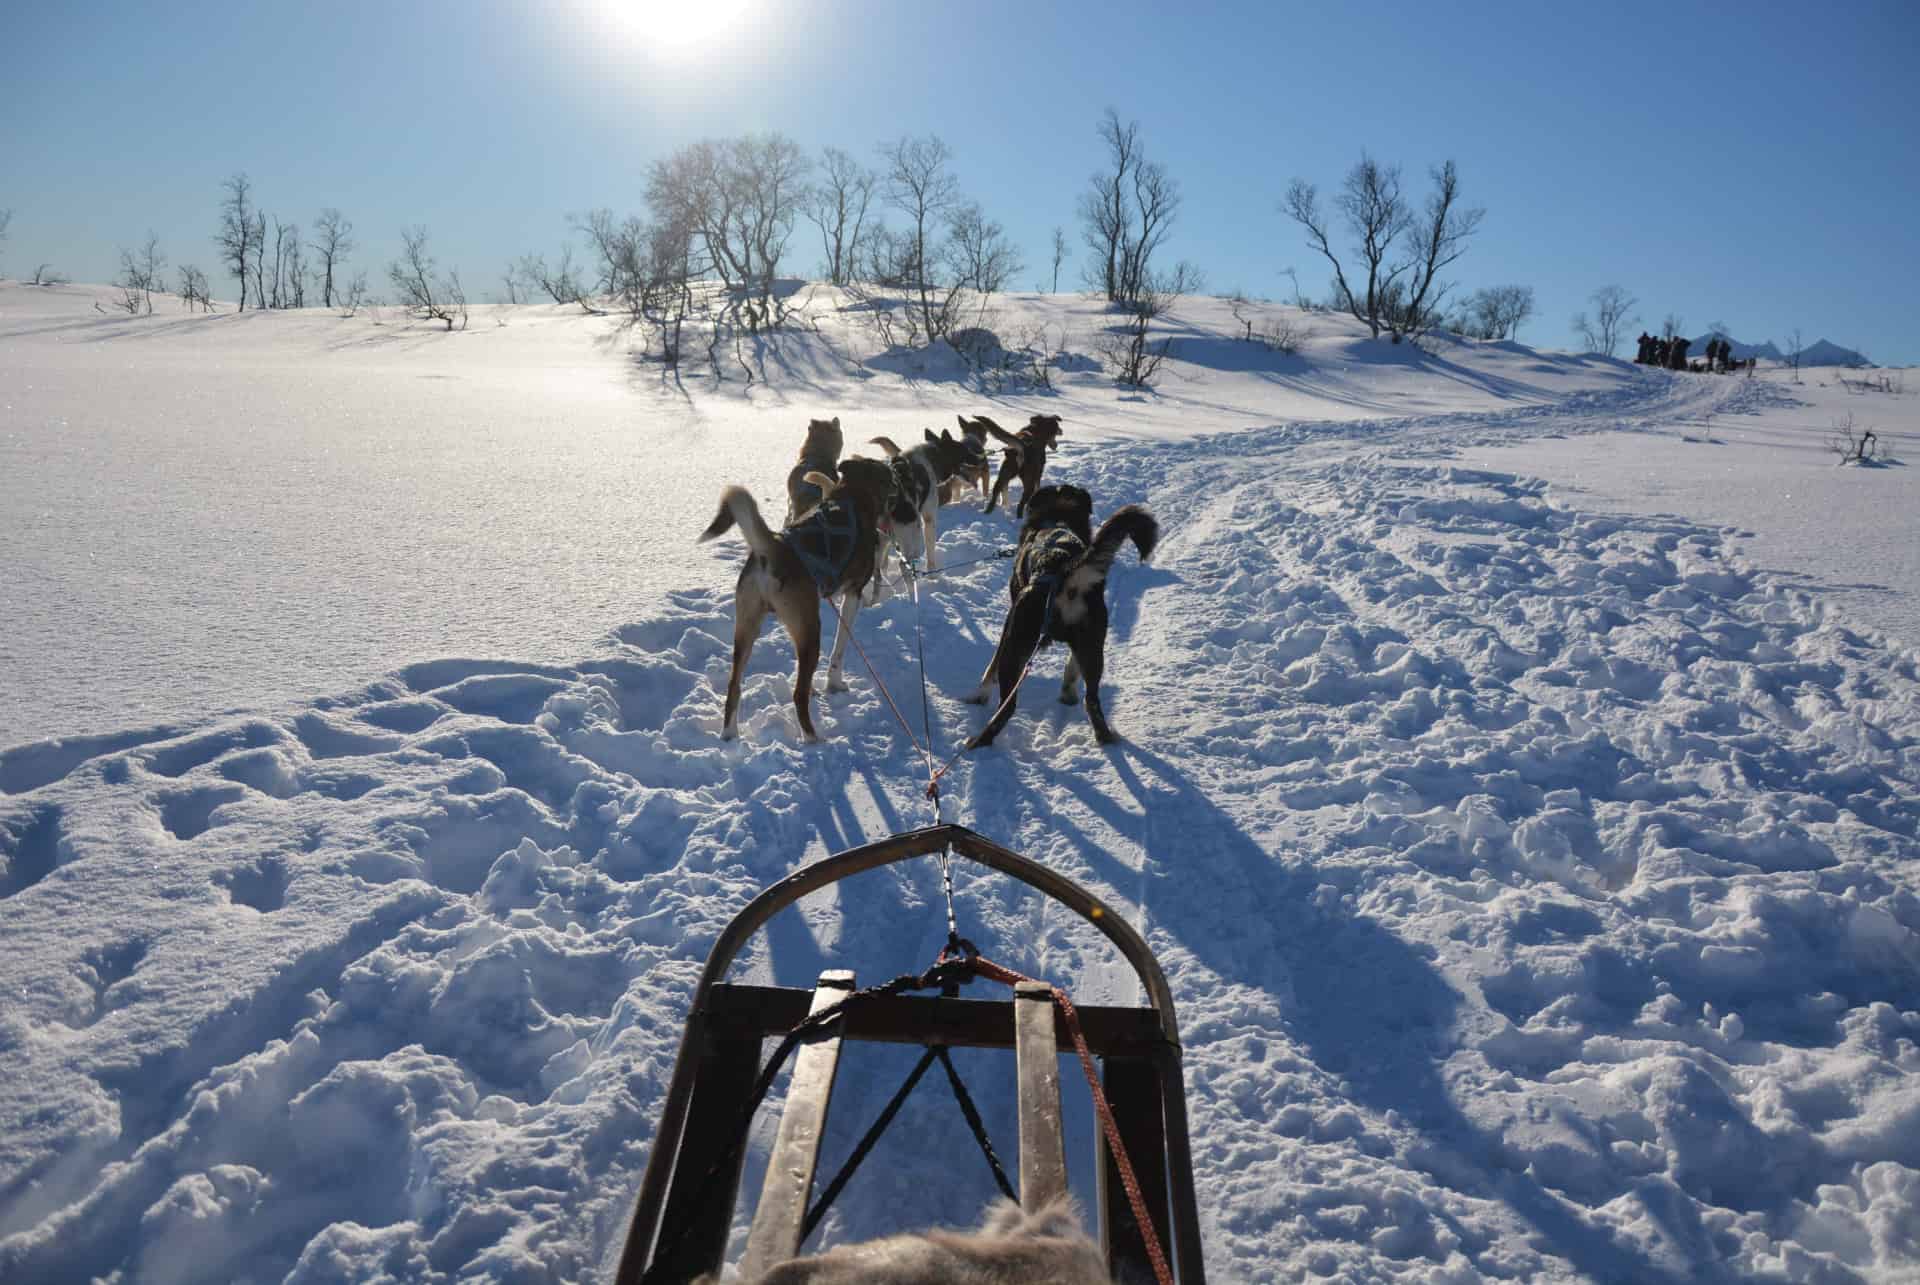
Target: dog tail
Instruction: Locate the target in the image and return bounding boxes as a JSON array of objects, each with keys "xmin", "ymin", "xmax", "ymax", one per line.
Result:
[
  {"xmin": 699, "ymin": 486, "xmax": 779, "ymax": 557},
  {"xmin": 972, "ymin": 415, "xmax": 1026, "ymax": 449},
  {"xmin": 1081, "ymin": 505, "xmax": 1159, "ymax": 575},
  {"xmin": 868, "ymin": 435, "xmax": 903, "ymax": 458}
]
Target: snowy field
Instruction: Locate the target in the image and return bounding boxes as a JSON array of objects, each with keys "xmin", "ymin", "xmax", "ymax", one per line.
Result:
[{"xmin": 3, "ymin": 283, "xmax": 1920, "ymax": 1283}]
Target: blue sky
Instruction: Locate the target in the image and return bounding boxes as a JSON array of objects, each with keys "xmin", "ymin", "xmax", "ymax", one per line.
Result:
[{"xmin": 4, "ymin": 0, "xmax": 1916, "ymax": 360}]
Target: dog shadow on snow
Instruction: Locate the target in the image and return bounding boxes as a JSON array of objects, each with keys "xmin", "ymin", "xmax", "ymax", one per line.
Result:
[{"xmin": 965, "ymin": 741, "xmax": 1705, "ymax": 1285}]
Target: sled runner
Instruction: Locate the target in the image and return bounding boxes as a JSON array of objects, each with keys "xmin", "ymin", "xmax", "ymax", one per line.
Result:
[{"xmin": 612, "ymin": 823, "xmax": 1206, "ymax": 1284}]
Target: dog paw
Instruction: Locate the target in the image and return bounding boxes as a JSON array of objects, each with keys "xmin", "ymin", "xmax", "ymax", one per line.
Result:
[
  {"xmin": 825, "ymin": 675, "xmax": 851, "ymax": 694},
  {"xmin": 962, "ymin": 688, "xmax": 990, "ymax": 706},
  {"xmin": 1058, "ymin": 690, "xmax": 1081, "ymax": 706},
  {"xmin": 964, "ymin": 732, "xmax": 993, "ymax": 750},
  {"xmin": 721, "ymin": 724, "xmax": 739, "ymax": 741},
  {"xmin": 1094, "ymin": 729, "xmax": 1122, "ymax": 746}
]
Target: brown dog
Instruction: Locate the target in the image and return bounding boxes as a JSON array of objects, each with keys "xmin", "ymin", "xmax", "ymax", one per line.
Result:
[
  {"xmin": 784, "ymin": 417, "xmax": 844, "ymax": 525},
  {"xmin": 984, "ymin": 414, "xmax": 1063, "ymax": 518},
  {"xmin": 940, "ymin": 415, "xmax": 999, "ymax": 505},
  {"xmin": 700, "ymin": 457, "xmax": 894, "ymax": 741}
]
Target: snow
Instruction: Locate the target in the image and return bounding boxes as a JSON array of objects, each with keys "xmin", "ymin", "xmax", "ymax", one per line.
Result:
[{"xmin": 4, "ymin": 282, "xmax": 1920, "ymax": 1283}]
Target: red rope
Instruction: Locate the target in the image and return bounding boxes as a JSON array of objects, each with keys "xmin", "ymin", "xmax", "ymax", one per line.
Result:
[
  {"xmin": 821, "ymin": 595, "xmax": 933, "ymax": 773},
  {"xmin": 963, "ymin": 953, "xmax": 1177, "ymax": 1285}
]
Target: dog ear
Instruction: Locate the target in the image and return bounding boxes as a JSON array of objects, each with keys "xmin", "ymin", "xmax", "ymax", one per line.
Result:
[
  {"xmin": 802, "ymin": 470, "xmax": 838, "ymax": 491},
  {"xmin": 924, "ymin": 428, "xmax": 939, "ymax": 444},
  {"xmin": 831, "ymin": 416, "xmax": 840, "ymax": 429}
]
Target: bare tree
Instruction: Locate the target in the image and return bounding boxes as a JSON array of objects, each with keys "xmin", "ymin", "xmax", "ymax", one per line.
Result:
[
  {"xmin": 1389, "ymin": 161, "xmax": 1483, "ymax": 340},
  {"xmin": 1049, "ymin": 225, "xmax": 1068, "ymax": 293},
  {"xmin": 338, "ymin": 269, "xmax": 369, "ymax": 316},
  {"xmin": 1787, "ymin": 326, "xmax": 1804, "ymax": 382},
  {"xmin": 1828, "ymin": 412, "xmax": 1877, "ymax": 462},
  {"xmin": 1080, "ymin": 108, "xmax": 1139, "ymax": 302},
  {"xmin": 1078, "ymin": 109, "xmax": 1179, "ymax": 306},
  {"xmin": 216, "ymin": 174, "xmax": 258, "ymax": 312},
  {"xmin": 388, "ymin": 226, "xmax": 466, "ymax": 330},
  {"xmin": 1458, "ymin": 284, "xmax": 1534, "ymax": 340},
  {"xmin": 265, "ymin": 217, "xmax": 305, "ymax": 308},
  {"xmin": 310, "ymin": 209, "xmax": 353, "ymax": 309},
  {"xmin": 0, "ymin": 207, "xmax": 11, "ymax": 276},
  {"xmin": 1572, "ymin": 285, "xmax": 1639, "ymax": 355},
  {"xmin": 646, "ymin": 134, "xmax": 808, "ymax": 332},
  {"xmin": 804, "ymin": 145, "xmax": 875, "ymax": 287},
  {"xmin": 1099, "ymin": 260, "xmax": 1202, "ymax": 387},
  {"xmin": 876, "ymin": 133, "xmax": 963, "ymax": 342},
  {"xmin": 176, "ymin": 264, "xmax": 215, "ymax": 312},
  {"xmin": 30, "ymin": 264, "xmax": 67, "ymax": 287},
  {"xmin": 944, "ymin": 202, "xmax": 1022, "ymax": 295},
  {"xmin": 1283, "ymin": 154, "xmax": 1410, "ymax": 340},
  {"xmin": 514, "ymin": 248, "xmax": 583, "ymax": 305},
  {"xmin": 113, "ymin": 232, "xmax": 167, "ymax": 314}
]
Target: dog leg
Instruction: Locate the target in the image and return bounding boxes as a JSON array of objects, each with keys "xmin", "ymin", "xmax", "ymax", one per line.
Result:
[
  {"xmin": 967, "ymin": 597, "xmax": 1044, "ymax": 748},
  {"xmin": 920, "ymin": 510, "xmax": 939, "ymax": 572},
  {"xmin": 824, "ymin": 589, "xmax": 862, "ymax": 694},
  {"xmin": 1069, "ymin": 636, "xmax": 1117, "ymax": 744},
  {"xmin": 1059, "ymin": 652, "xmax": 1081, "ymax": 705},
  {"xmin": 986, "ymin": 456, "xmax": 1018, "ymax": 515},
  {"xmin": 722, "ymin": 576, "xmax": 771, "ymax": 740},
  {"xmin": 770, "ymin": 588, "xmax": 822, "ymax": 740}
]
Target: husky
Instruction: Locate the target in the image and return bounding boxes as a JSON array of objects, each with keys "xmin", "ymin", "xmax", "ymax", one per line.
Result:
[
  {"xmin": 784, "ymin": 417, "xmax": 845, "ymax": 525},
  {"xmin": 966, "ymin": 484, "xmax": 1158, "ymax": 748},
  {"xmin": 984, "ymin": 414, "xmax": 1064, "ymax": 519},
  {"xmin": 700, "ymin": 457, "xmax": 896, "ymax": 741},
  {"xmin": 867, "ymin": 428, "xmax": 974, "ymax": 572},
  {"xmin": 696, "ymin": 1198, "xmax": 1108, "ymax": 1284},
  {"xmin": 940, "ymin": 414, "xmax": 1004, "ymax": 505}
]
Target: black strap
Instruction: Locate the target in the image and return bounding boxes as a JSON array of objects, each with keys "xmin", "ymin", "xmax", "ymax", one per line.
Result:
[
  {"xmin": 936, "ymin": 1046, "xmax": 1020, "ymax": 1204},
  {"xmin": 797, "ymin": 1044, "xmax": 1019, "ymax": 1248},
  {"xmin": 639, "ymin": 961, "xmax": 973, "ymax": 1284}
]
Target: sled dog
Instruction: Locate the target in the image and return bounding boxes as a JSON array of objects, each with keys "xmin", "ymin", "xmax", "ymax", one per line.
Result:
[
  {"xmin": 966, "ymin": 483, "xmax": 1158, "ymax": 748},
  {"xmin": 866, "ymin": 428, "xmax": 974, "ymax": 571},
  {"xmin": 700, "ymin": 457, "xmax": 895, "ymax": 740},
  {"xmin": 984, "ymin": 414, "xmax": 1064, "ymax": 519},
  {"xmin": 784, "ymin": 417, "xmax": 845, "ymax": 525}
]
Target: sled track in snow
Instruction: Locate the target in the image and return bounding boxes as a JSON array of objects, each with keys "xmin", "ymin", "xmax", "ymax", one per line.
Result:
[{"xmin": 4, "ymin": 372, "xmax": 1919, "ymax": 1281}]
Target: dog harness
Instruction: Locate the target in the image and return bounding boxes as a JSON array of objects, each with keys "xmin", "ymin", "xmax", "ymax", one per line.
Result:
[
  {"xmin": 783, "ymin": 499, "xmax": 860, "ymax": 592},
  {"xmin": 886, "ymin": 455, "xmax": 927, "ymax": 525},
  {"xmin": 1018, "ymin": 526, "xmax": 1084, "ymax": 636}
]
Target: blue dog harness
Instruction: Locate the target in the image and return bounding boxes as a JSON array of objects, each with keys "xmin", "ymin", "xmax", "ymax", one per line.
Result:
[{"xmin": 784, "ymin": 498, "xmax": 860, "ymax": 591}]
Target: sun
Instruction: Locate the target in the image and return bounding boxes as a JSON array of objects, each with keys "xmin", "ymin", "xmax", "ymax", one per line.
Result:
[{"xmin": 606, "ymin": 0, "xmax": 752, "ymax": 51}]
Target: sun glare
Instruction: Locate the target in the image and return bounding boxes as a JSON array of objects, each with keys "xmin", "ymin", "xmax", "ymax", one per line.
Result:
[{"xmin": 608, "ymin": 0, "xmax": 751, "ymax": 52}]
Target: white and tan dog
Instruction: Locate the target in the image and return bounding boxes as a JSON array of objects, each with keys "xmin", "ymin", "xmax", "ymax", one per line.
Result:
[{"xmin": 867, "ymin": 428, "xmax": 975, "ymax": 572}]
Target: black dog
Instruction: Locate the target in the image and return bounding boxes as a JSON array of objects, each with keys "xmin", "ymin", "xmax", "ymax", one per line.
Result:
[{"xmin": 965, "ymin": 485, "xmax": 1158, "ymax": 747}]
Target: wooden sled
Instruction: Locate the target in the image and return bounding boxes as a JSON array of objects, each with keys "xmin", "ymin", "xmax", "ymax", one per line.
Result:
[{"xmin": 613, "ymin": 823, "xmax": 1206, "ymax": 1284}]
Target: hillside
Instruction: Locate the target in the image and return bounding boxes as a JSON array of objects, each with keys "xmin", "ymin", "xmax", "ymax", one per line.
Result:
[{"xmin": 3, "ymin": 282, "xmax": 1920, "ymax": 1283}]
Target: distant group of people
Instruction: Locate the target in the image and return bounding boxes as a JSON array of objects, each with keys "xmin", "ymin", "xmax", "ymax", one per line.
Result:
[
  {"xmin": 1637, "ymin": 333, "xmax": 1690, "ymax": 370},
  {"xmin": 1635, "ymin": 333, "xmax": 1750, "ymax": 374}
]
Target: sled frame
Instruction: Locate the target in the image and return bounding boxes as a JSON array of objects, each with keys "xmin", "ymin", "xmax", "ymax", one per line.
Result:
[{"xmin": 612, "ymin": 823, "xmax": 1205, "ymax": 1283}]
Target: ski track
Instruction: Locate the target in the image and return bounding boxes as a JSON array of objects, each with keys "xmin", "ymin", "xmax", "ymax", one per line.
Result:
[{"xmin": 4, "ymin": 370, "xmax": 1920, "ymax": 1283}]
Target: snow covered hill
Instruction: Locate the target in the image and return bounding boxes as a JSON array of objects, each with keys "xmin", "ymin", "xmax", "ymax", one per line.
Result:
[{"xmin": 3, "ymin": 283, "xmax": 1920, "ymax": 1283}]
